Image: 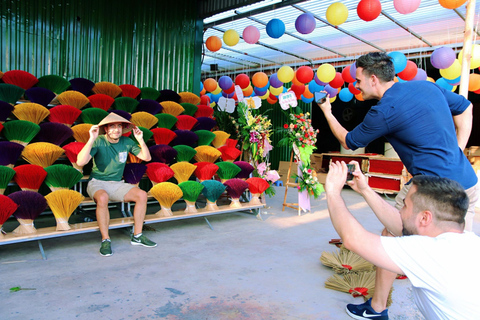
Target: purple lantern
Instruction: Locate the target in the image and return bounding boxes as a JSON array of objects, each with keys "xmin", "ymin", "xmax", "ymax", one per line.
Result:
[
  {"xmin": 295, "ymin": 13, "xmax": 316, "ymax": 34},
  {"xmin": 218, "ymin": 76, "xmax": 233, "ymax": 90},
  {"xmin": 411, "ymin": 68, "xmax": 427, "ymax": 81},
  {"xmin": 269, "ymin": 73, "xmax": 283, "ymax": 88},
  {"xmin": 349, "ymin": 62, "xmax": 357, "ymax": 80},
  {"xmin": 430, "ymin": 47, "xmax": 456, "ymax": 69}
]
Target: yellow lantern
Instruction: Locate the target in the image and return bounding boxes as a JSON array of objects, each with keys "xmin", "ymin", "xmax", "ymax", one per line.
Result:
[
  {"xmin": 316, "ymin": 64, "xmax": 336, "ymax": 83},
  {"xmin": 439, "ymin": 59, "xmax": 461, "ymax": 80},
  {"xmin": 326, "ymin": 2, "xmax": 349, "ymax": 26},
  {"xmin": 223, "ymin": 29, "xmax": 239, "ymax": 46},
  {"xmin": 277, "ymin": 66, "xmax": 295, "ymax": 83}
]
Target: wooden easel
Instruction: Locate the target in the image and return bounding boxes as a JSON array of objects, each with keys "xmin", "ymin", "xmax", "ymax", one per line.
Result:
[{"xmin": 282, "ymin": 150, "xmax": 301, "ymax": 215}]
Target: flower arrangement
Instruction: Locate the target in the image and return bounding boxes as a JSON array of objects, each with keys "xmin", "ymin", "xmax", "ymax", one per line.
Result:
[{"xmin": 296, "ymin": 165, "xmax": 324, "ymax": 199}]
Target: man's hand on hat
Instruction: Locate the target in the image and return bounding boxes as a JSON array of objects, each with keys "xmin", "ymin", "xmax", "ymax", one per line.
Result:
[
  {"xmin": 132, "ymin": 126, "xmax": 143, "ymax": 141},
  {"xmin": 89, "ymin": 125, "xmax": 99, "ymax": 140}
]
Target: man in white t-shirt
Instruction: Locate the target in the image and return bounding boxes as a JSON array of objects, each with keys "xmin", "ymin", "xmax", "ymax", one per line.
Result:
[{"xmin": 325, "ymin": 161, "xmax": 480, "ymax": 320}]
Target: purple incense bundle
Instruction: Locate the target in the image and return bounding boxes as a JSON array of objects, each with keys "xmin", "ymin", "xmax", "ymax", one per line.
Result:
[
  {"xmin": 109, "ymin": 109, "xmax": 132, "ymax": 121},
  {"xmin": 123, "ymin": 163, "xmax": 147, "ymax": 185},
  {"xmin": 158, "ymin": 89, "xmax": 181, "ymax": 103},
  {"xmin": 69, "ymin": 78, "xmax": 95, "ymax": 96},
  {"xmin": 195, "ymin": 117, "xmax": 217, "ymax": 131},
  {"xmin": 149, "ymin": 144, "xmax": 178, "ymax": 165},
  {"xmin": 36, "ymin": 122, "xmax": 74, "ymax": 145},
  {"xmin": 234, "ymin": 161, "xmax": 255, "ymax": 179},
  {"xmin": 24, "ymin": 87, "xmax": 56, "ymax": 107},
  {"xmin": 0, "ymin": 141, "xmax": 24, "ymax": 167},
  {"xmin": 223, "ymin": 178, "xmax": 249, "ymax": 208},
  {"xmin": 0, "ymin": 101, "xmax": 15, "ymax": 123},
  {"xmin": 136, "ymin": 99, "xmax": 162, "ymax": 115},
  {"xmin": 171, "ymin": 130, "xmax": 199, "ymax": 148},
  {"xmin": 8, "ymin": 190, "xmax": 47, "ymax": 235}
]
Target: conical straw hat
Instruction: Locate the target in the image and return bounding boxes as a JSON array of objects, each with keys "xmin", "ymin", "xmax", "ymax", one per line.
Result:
[{"xmin": 97, "ymin": 113, "xmax": 133, "ymax": 134}]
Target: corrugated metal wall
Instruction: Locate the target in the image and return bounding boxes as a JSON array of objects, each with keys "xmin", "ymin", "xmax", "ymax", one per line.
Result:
[{"xmin": 0, "ymin": 0, "xmax": 202, "ymax": 92}]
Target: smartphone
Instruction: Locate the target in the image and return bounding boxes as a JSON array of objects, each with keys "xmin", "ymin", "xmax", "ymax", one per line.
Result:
[
  {"xmin": 346, "ymin": 164, "xmax": 355, "ymax": 181},
  {"xmin": 315, "ymin": 91, "xmax": 328, "ymax": 104}
]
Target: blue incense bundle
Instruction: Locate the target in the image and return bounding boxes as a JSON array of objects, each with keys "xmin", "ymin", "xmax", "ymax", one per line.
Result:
[
  {"xmin": 36, "ymin": 122, "xmax": 73, "ymax": 145},
  {"xmin": 149, "ymin": 145, "xmax": 178, "ymax": 165},
  {"xmin": 9, "ymin": 190, "xmax": 47, "ymax": 235},
  {"xmin": 69, "ymin": 77, "xmax": 95, "ymax": 96},
  {"xmin": 195, "ymin": 117, "xmax": 217, "ymax": 131},
  {"xmin": 0, "ymin": 141, "xmax": 25, "ymax": 167},
  {"xmin": 137, "ymin": 99, "xmax": 162, "ymax": 115},
  {"xmin": 171, "ymin": 130, "xmax": 199, "ymax": 148},
  {"xmin": 201, "ymin": 179, "xmax": 226, "ymax": 211},
  {"xmin": 24, "ymin": 87, "xmax": 55, "ymax": 107},
  {"xmin": 234, "ymin": 161, "xmax": 255, "ymax": 179},
  {"xmin": 123, "ymin": 163, "xmax": 147, "ymax": 185}
]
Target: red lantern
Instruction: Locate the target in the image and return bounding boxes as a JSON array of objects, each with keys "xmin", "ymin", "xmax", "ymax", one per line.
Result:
[
  {"xmin": 357, "ymin": 0, "xmax": 382, "ymax": 22},
  {"xmin": 296, "ymin": 66, "xmax": 314, "ymax": 84},
  {"xmin": 235, "ymin": 73, "xmax": 250, "ymax": 89},
  {"xmin": 348, "ymin": 82, "xmax": 361, "ymax": 95},
  {"xmin": 200, "ymin": 95, "xmax": 211, "ymax": 105},
  {"xmin": 290, "ymin": 84, "xmax": 305, "ymax": 99},
  {"xmin": 329, "ymin": 72, "xmax": 345, "ymax": 88},
  {"xmin": 397, "ymin": 60, "xmax": 418, "ymax": 81},
  {"xmin": 342, "ymin": 66, "xmax": 356, "ymax": 83},
  {"xmin": 224, "ymin": 83, "xmax": 235, "ymax": 94},
  {"xmin": 205, "ymin": 36, "xmax": 222, "ymax": 52}
]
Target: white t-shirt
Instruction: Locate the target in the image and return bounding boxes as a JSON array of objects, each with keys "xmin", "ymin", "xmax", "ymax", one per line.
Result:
[{"xmin": 381, "ymin": 232, "xmax": 480, "ymax": 320}]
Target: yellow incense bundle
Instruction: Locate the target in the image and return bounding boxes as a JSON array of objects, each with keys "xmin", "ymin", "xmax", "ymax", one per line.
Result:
[
  {"xmin": 194, "ymin": 146, "xmax": 222, "ymax": 163},
  {"xmin": 178, "ymin": 92, "xmax": 201, "ymax": 105},
  {"xmin": 22, "ymin": 142, "xmax": 65, "ymax": 168},
  {"xmin": 12, "ymin": 103, "xmax": 50, "ymax": 124},
  {"xmin": 211, "ymin": 130, "xmax": 230, "ymax": 148},
  {"xmin": 71, "ymin": 123, "xmax": 93, "ymax": 143},
  {"xmin": 170, "ymin": 162, "xmax": 196, "ymax": 184},
  {"xmin": 56, "ymin": 90, "xmax": 90, "ymax": 109},
  {"xmin": 161, "ymin": 101, "xmax": 185, "ymax": 117},
  {"xmin": 320, "ymin": 248, "xmax": 374, "ymax": 274},
  {"xmin": 92, "ymin": 81, "xmax": 122, "ymax": 98},
  {"xmin": 131, "ymin": 111, "xmax": 158, "ymax": 129},
  {"xmin": 150, "ymin": 182, "xmax": 183, "ymax": 217},
  {"xmin": 45, "ymin": 189, "xmax": 85, "ymax": 231}
]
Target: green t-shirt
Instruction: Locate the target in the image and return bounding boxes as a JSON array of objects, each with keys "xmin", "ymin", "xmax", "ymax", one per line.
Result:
[{"xmin": 89, "ymin": 135, "xmax": 141, "ymax": 181}]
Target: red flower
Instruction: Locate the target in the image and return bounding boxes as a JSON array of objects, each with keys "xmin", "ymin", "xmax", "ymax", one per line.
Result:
[
  {"xmin": 294, "ymin": 124, "xmax": 297, "ymax": 129},
  {"xmin": 283, "ymin": 124, "xmax": 288, "ymax": 129}
]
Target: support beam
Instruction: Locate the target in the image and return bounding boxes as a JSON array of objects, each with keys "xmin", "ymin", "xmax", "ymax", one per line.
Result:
[
  {"xmin": 454, "ymin": 8, "xmax": 480, "ymax": 37},
  {"xmin": 221, "ymin": 46, "xmax": 278, "ymax": 65},
  {"xmin": 381, "ymin": 11, "xmax": 433, "ymax": 47}
]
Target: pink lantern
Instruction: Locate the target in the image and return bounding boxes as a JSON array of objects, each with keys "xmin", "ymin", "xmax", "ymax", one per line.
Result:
[
  {"xmin": 394, "ymin": 0, "xmax": 421, "ymax": 14},
  {"xmin": 243, "ymin": 26, "xmax": 260, "ymax": 44},
  {"xmin": 295, "ymin": 13, "xmax": 316, "ymax": 34},
  {"xmin": 397, "ymin": 60, "xmax": 418, "ymax": 81},
  {"xmin": 357, "ymin": 0, "xmax": 382, "ymax": 22}
]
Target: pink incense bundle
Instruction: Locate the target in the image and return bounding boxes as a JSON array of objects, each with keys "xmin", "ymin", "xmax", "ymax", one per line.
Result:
[
  {"xmin": 0, "ymin": 194, "xmax": 19, "ymax": 237},
  {"xmin": 193, "ymin": 162, "xmax": 219, "ymax": 182},
  {"xmin": 175, "ymin": 115, "xmax": 198, "ymax": 131},
  {"xmin": 223, "ymin": 178, "xmax": 249, "ymax": 208},
  {"xmin": 246, "ymin": 177, "xmax": 270, "ymax": 205},
  {"xmin": 88, "ymin": 93, "xmax": 115, "ymax": 111},
  {"xmin": 62, "ymin": 141, "xmax": 87, "ymax": 171},
  {"xmin": 48, "ymin": 105, "xmax": 82, "ymax": 127},
  {"xmin": 151, "ymin": 128, "xmax": 177, "ymax": 145},
  {"xmin": 9, "ymin": 190, "xmax": 47, "ymax": 235},
  {"xmin": 218, "ymin": 146, "xmax": 242, "ymax": 162},
  {"xmin": 13, "ymin": 164, "xmax": 47, "ymax": 192},
  {"xmin": 145, "ymin": 162, "xmax": 175, "ymax": 185}
]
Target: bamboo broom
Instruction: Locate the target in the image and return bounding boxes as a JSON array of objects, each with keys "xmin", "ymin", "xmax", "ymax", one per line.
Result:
[
  {"xmin": 25, "ymin": 87, "xmax": 55, "ymax": 107},
  {"xmin": 149, "ymin": 145, "xmax": 178, "ymax": 165},
  {"xmin": 1, "ymin": 70, "xmax": 38, "ymax": 90},
  {"xmin": 194, "ymin": 146, "xmax": 221, "ymax": 163},
  {"xmin": 218, "ymin": 146, "xmax": 242, "ymax": 162},
  {"xmin": 0, "ymin": 83, "xmax": 25, "ymax": 104},
  {"xmin": 179, "ymin": 103, "xmax": 198, "ymax": 117},
  {"xmin": 0, "ymin": 141, "xmax": 24, "ymax": 168},
  {"xmin": 114, "ymin": 97, "xmax": 139, "ymax": 113},
  {"xmin": 215, "ymin": 162, "xmax": 241, "ymax": 183},
  {"xmin": 137, "ymin": 99, "xmax": 162, "ymax": 115},
  {"xmin": 88, "ymin": 93, "xmax": 115, "ymax": 111},
  {"xmin": 2, "ymin": 120, "xmax": 40, "ymax": 146},
  {"xmin": 81, "ymin": 108, "xmax": 109, "ymax": 125},
  {"xmin": 150, "ymin": 182, "xmax": 183, "ymax": 217},
  {"xmin": 212, "ymin": 131, "xmax": 230, "ymax": 148},
  {"xmin": 173, "ymin": 145, "xmax": 197, "ymax": 163},
  {"xmin": 151, "ymin": 128, "xmax": 177, "ymax": 145},
  {"xmin": 223, "ymin": 178, "xmax": 249, "ymax": 208},
  {"xmin": 155, "ymin": 113, "xmax": 177, "ymax": 129},
  {"xmin": 71, "ymin": 123, "xmax": 93, "ymax": 143},
  {"xmin": 119, "ymin": 84, "xmax": 141, "ymax": 99},
  {"xmin": 0, "ymin": 166, "xmax": 16, "ymax": 195},
  {"xmin": 194, "ymin": 105, "xmax": 214, "ymax": 118},
  {"xmin": 36, "ymin": 75, "xmax": 71, "ymax": 94},
  {"xmin": 45, "ymin": 189, "xmax": 84, "ymax": 231},
  {"xmin": 178, "ymin": 180, "xmax": 204, "ymax": 213},
  {"xmin": 201, "ymin": 179, "xmax": 226, "ymax": 211},
  {"xmin": 12, "ymin": 103, "xmax": 50, "ymax": 124},
  {"xmin": 56, "ymin": 90, "xmax": 90, "ymax": 109},
  {"xmin": 158, "ymin": 89, "xmax": 181, "ymax": 103},
  {"xmin": 48, "ymin": 105, "xmax": 82, "ymax": 127},
  {"xmin": 0, "ymin": 194, "xmax": 19, "ymax": 237},
  {"xmin": 170, "ymin": 162, "xmax": 196, "ymax": 184},
  {"xmin": 195, "ymin": 117, "xmax": 217, "ymax": 131},
  {"xmin": 36, "ymin": 122, "xmax": 73, "ymax": 146},
  {"xmin": 13, "ymin": 164, "xmax": 47, "ymax": 192},
  {"xmin": 195, "ymin": 130, "xmax": 216, "ymax": 146},
  {"xmin": 0, "ymin": 100, "xmax": 15, "ymax": 123},
  {"xmin": 161, "ymin": 101, "xmax": 184, "ymax": 117},
  {"xmin": 9, "ymin": 190, "xmax": 47, "ymax": 235},
  {"xmin": 131, "ymin": 112, "xmax": 158, "ymax": 129},
  {"xmin": 69, "ymin": 77, "xmax": 95, "ymax": 96},
  {"xmin": 92, "ymin": 81, "xmax": 122, "ymax": 98},
  {"xmin": 175, "ymin": 115, "xmax": 198, "ymax": 131},
  {"xmin": 234, "ymin": 161, "xmax": 254, "ymax": 179},
  {"xmin": 320, "ymin": 248, "xmax": 375, "ymax": 274},
  {"xmin": 123, "ymin": 163, "xmax": 147, "ymax": 186},
  {"xmin": 193, "ymin": 162, "xmax": 219, "ymax": 182},
  {"xmin": 44, "ymin": 164, "xmax": 83, "ymax": 191},
  {"xmin": 62, "ymin": 142, "xmax": 86, "ymax": 172},
  {"xmin": 140, "ymin": 87, "xmax": 160, "ymax": 100},
  {"xmin": 178, "ymin": 92, "xmax": 201, "ymax": 105},
  {"xmin": 145, "ymin": 162, "xmax": 175, "ymax": 185},
  {"xmin": 171, "ymin": 130, "xmax": 199, "ymax": 148},
  {"xmin": 22, "ymin": 142, "xmax": 64, "ymax": 168},
  {"xmin": 246, "ymin": 177, "xmax": 270, "ymax": 205}
]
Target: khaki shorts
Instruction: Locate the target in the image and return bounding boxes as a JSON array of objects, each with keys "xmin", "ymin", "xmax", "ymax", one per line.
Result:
[{"xmin": 86, "ymin": 178, "xmax": 136, "ymax": 202}]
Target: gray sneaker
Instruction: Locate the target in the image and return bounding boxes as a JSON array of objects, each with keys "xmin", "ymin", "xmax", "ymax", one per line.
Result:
[
  {"xmin": 100, "ymin": 239, "xmax": 112, "ymax": 257},
  {"xmin": 131, "ymin": 234, "xmax": 157, "ymax": 247}
]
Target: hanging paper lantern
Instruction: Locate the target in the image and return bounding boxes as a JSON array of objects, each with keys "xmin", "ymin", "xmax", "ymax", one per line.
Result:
[
  {"xmin": 218, "ymin": 76, "xmax": 233, "ymax": 90},
  {"xmin": 290, "ymin": 84, "xmax": 305, "ymax": 98},
  {"xmin": 235, "ymin": 74, "xmax": 250, "ymax": 89},
  {"xmin": 349, "ymin": 82, "xmax": 361, "ymax": 95},
  {"xmin": 458, "ymin": 44, "xmax": 480, "ymax": 69},
  {"xmin": 342, "ymin": 66, "xmax": 356, "ymax": 83},
  {"xmin": 397, "ymin": 60, "xmax": 418, "ymax": 81},
  {"xmin": 316, "ymin": 64, "xmax": 336, "ymax": 83},
  {"xmin": 436, "ymin": 78, "xmax": 454, "ymax": 91},
  {"xmin": 357, "ymin": 0, "xmax": 382, "ymax": 22},
  {"xmin": 439, "ymin": 59, "xmax": 461, "ymax": 80},
  {"xmin": 445, "ymin": 76, "xmax": 461, "ymax": 85},
  {"xmin": 252, "ymin": 72, "xmax": 269, "ymax": 88},
  {"xmin": 325, "ymin": 84, "xmax": 339, "ymax": 97},
  {"xmin": 295, "ymin": 13, "xmax": 316, "ymax": 34},
  {"xmin": 388, "ymin": 51, "xmax": 408, "ymax": 74},
  {"xmin": 223, "ymin": 29, "xmax": 240, "ymax": 46},
  {"xmin": 339, "ymin": 88, "xmax": 354, "ymax": 102},
  {"xmin": 266, "ymin": 19, "xmax": 285, "ymax": 39},
  {"xmin": 326, "ymin": 2, "xmax": 349, "ymax": 26},
  {"xmin": 278, "ymin": 66, "xmax": 295, "ymax": 83},
  {"xmin": 269, "ymin": 73, "xmax": 283, "ymax": 88},
  {"xmin": 355, "ymin": 92, "xmax": 364, "ymax": 101},
  {"xmin": 468, "ymin": 74, "xmax": 480, "ymax": 92},
  {"xmin": 430, "ymin": 47, "xmax": 456, "ymax": 69},
  {"xmin": 301, "ymin": 94, "xmax": 314, "ymax": 103},
  {"xmin": 242, "ymin": 85, "xmax": 253, "ymax": 97},
  {"xmin": 329, "ymin": 72, "xmax": 344, "ymax": 88},
  {"xmin": 203, "ymin": 78, "xmax": 217, "ymax": 92},
  {"xmin": 394, "ymin": 0, "xmax": 421, "ymax": 14},
  {"xmin": 243, "ymin": 25, "xmax": 260, "ymax": 44},
  {"xmin": 438, "ymin": 0, "xmax": 467, "ymax": 9},
  {"xmin": 296, "ymin": 66, "xmax": 314, "ymax": 84},
  {"xmin": 308, "ymin": 80, "xmax": 323, "ymax": 94},
  {"xmin": 269, "ymin": 86, "xmax": 284, "ymax": 96},
  {"xmin": 205, "ymin": 36, "xmax": 222, "ymax": 52},
  {"xmin": 411, "ymin": 68, "xmax": 427, "ymax": 81},
  {"xmin": 349, "ymin": 62, "xmax": 357, "ymax": 80}
]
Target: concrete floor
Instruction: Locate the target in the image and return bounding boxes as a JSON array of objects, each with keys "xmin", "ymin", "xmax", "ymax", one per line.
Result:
[{"xmin": 1, "ymin": 186, "xmax": 479, "ymax": 320}]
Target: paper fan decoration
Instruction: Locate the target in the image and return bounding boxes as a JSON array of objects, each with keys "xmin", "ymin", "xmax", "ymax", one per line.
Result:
[
  {"xmin": 72, "ymin": 123, "xmax": 93, "ymax": 143},
  {"xmin": 92, "ymin": 81, "xmax": 122, "ymax": 98},
  {"xmin": 195, "ymin": 130, "xmax": 216, "ymax": 146},
  {"xmin": 0, "ymin": 141, "xmax": 24, "ymax": 168},
  {"xmin": 22, "ymin": 142, "xmax": 64, "ymax": 167},
  {"xmin": 137, "ymin": 99, "xmax": 162, "ymax": 115},
  {"xmin": 173, "ymin": 145, "xmax": 197, "ymax": 162},
  {"xmin": 9, "ymin": 190, "xmax": 47, "ymax": 235},
  {"xmin": 12, "ymin": 103, "xmax": 50, "ymax": 124},
  {"xmin": 175, "ymin": 115, "xmax": 198, "ymax": 130},
  {"xmin": 88, "ymin": 93, "xmax": 115, "ymax": 111},
  {"xmin": 180, "ymin": 103, "xmax": 198, "ymax": 117},
  {"xmin": 150, "ymin": 182, "xmax": 183, "ymax": 217},
  {"xmin": 145, "ymin": 162, "xmax": 175, "ymax": 185},
  {"xmin": 119, "ymin": 84, "xmax": 141, "ymax": 99},
  {"xmin": 114, "ymin": 97, "xmax": 139, "ymax": 113},
  {"xmin": 151, "ymin": 128, "xmax": 177, "ymax": 145},
  {"xmin": 193, "ymin": 162, "xmax": 219, "ymax": 182},
  {"xmin": 24, "ymin": 87, "xmax": 55, "ymax": 107},
  {"xmin": 223, "ymin": 178, "xmax": 249, "ymax": 208},
  {"xmin": 56, "ymin": 90, "xmax": 90, "ymax": 109},
  {"xmin": 194, "ymin": 146, "xmax": 221, "ymax": 163},
  {"xmin": 155, "ymin": 113, "xmax": 178, "ymax": 129},
  {"xmin": 234, "ymin": 161, "xmax": 254, "ymax": 179},
  {"xmin": 178, "ymin": 181, "xmax": 204, "ymax": 213},
  {"xmin": 2, "ymin": 120, "xmax": 40, "ymax": 146},
  {"xmin": 45, "ymin": 189, "xmax": 84, "ymax": 231},
  {"xmin": 161, "ymin": 101, "xmax": 184, "ymax": 117},
  {"xmin": 69, "ymin": 77, "xmax": 95, "ymax": 96},
  {"xmin": 201, "ymin": 179, "xmax": 226, "ymax": 211},
  {"xmin": 246, "ymin": 177, "xmax": 270, "ymax": 205},
  {"xmin": 194, "ymin": 105, "xmax": 214, "ymax": 118},
  {"xmin": 48, "ymin": 105, "xmax": 82, "ymax": 127},
  {"xmin": 149, "ymin": 144, "xmax": 178, "ymax": 164},
  {"xmin": 170, "ymin": 162, "xmax": 196, "ymax": 184},
  {"xmin": 218, "ymin": 146, "xmax": 242, "ymax": 162},
  {"xmin": 13, "ymin": 164, "xmax": 47, "ymax": 192},
  {"xmin": 1, "ymin": 70, "xmax": 38, "ymax": 90},
  {"xmin": 131, "ymin": 111, "xmax": 158, "ymax": 129}
]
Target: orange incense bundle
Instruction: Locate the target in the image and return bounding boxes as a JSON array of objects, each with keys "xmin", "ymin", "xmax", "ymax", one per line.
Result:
[
  {"xmin": 92, "ymin": 81, "xmax": 122, "ymax": 98},
  {"xmin": 13, "ymin": 164, "xmax": 47, "ymax": 192},
  {"xmin": 194, "ymin": 105, "xmax": 214, "ymax": 118},
  {"xmin": 9, "ymin": 190, "xmax": 47, "ymax": 235},
  {"xmin": 56, "ymin": 90, "xmax": 90, "ymax": 109},
  {"xmin": 63, "ymin": 141, "xmax": 86, "ymax": 171},
  {"xmin": 212, "ymin": 131, "xmax": 230, "ymax": 148},
  {"xmin": 151, "ymin": 128, "xmax": 177, "ymax": 145},
  {"xmin": 48, "ymin": 105, "xmax": 82, "ymax": 127},
  {"xmin": 194, "ymin": 146, "xmax": 221, "ymax": 163},
  {"xmin": 119, "ymin": 84, "xmax": 141, "ymax": 99},
  {"xmin": 0, "ymin": 194, "xmax": 19, "ymax": 237},
  {"xmin": 127, "ymin": 152, "xmax": 143, "ymax": 164},
  {"xmin": 218, "ymin": 146, "xmax": 242, "ymax": 162},
  {"xmin": 149, "ymin": 182, "xmax": 183, "ymax": 217},
  {"xmin": 223, "ymin": 178, "xmax": 249, "ymax": 208},
  {"xmin": 45, "ymin": 189, "xmax": 84, "ymax": 231},
  {"xmin": 22, "ymin": 142, "xmax": 64, "ymax": 168},
  {"xmin": 1, "ymin": 70, "xmax": 38, "ymax": 90},
  {"xmin": 170, "ymin": 162, "xmax": 196, "ymax": 184},
  {"xmin": 88, "ymin": 93, "xmax": 115, "ymax": 111},
  {"xmin": 145, "ymin": 162, "xmax": 175, "ymax": 185},
  {"xmin": 72, "ymin": 123, "xmax": 93, "ymax": 143},
  {"xmin": 193, "ymin": 162, "xmax": 219, "ymax": 182},
  {"xmin": 178, "ymin": 92, "xmax": 201, "ymax": 105},
  {"xmin": 246, "ymin": 177, "xmax": 270, "ymax": 205},
  {"xmin": 175, "ymin": 115, "xmax": 198, "ymax": 130}
]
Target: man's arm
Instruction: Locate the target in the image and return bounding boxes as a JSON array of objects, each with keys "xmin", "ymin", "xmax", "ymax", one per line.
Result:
[
  {"xmin": 325, "ymin": 161, "xmax": 402, "ymax": 274},
  {"xmin": 76, "ymin": 125, "xmax": 98, "ymax": 166},
  {"xmin": 132, "ymin": 126, "xmax": 152, "ymax": 161},
  {"xmin": 318, "ymin": 99, "xmax": 349, "ymax": 149},
  {"xmin": 453, "ymin": 103, "xmax": 473, "ymax": 151}
]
